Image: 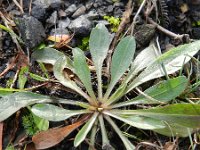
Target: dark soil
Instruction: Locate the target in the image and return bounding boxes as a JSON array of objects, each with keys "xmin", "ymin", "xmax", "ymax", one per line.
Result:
[{"xmin": 0, "ymin": 0, "xmax": 200, "ymax": 149}]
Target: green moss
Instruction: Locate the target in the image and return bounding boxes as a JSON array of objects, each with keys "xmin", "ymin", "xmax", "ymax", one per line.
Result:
[
  {"xmin": 78, "ymin": 37, "xmax": 90, "ymax": 51},
  {"xmin": 103, "ymin": 16, "xmax": 121, "ymax": 32}
]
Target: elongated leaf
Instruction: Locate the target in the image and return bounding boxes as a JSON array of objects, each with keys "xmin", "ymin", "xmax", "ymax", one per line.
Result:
[
  {"xmin": 33, "ymin": 115, "xmax": 89, "ymax": 149},
  {"xmin": 127, "ymin": 40, "xmax": 200, "ymax": 93},
  {"xmin": 104, "ymin": 36, "xmax": 136, "ymax": 99},
  {"xmin": 32, "ymin": 47, "xmax": 64, "ymax": 65},
  {"xmin": 89, "ymin": 23, "xmax": 112, "ymax": 99},
  {"xmin": 0, "ymin": 92, "xmax": 89, "ymax": 121},
  {"xmin": 98, "ymin": 115, "xmax": 114, "ymax": 149},
  {"xmin": 153, "ymin": 123, "xmax": 193, "ymax": 137},
  {"xmin": 31, "ymin": 104, "xmax": 90, "ymax": 121},
  {"xmin": 53, "ymin": 56, "xmax": 91, "ymax": 102},
  {"xmin": 104, "ymin": 111, "xmax": 165, "ymax": 130},
  {"xmin": 125, "ymin": 42, "xmax": 159, "ymax": 83},
  {"xmin": 73, "ymin": 48, "xmax": 96, "ymax": 101},
  {"xmin": 112, "ymin": 76, "xmax": 188, "ymax": 108},
  {"xmin": 104, "ymin": 115, "xmax": 135, "ymax": 150},
  {"xmin": 0, "ymin": 92, "xmax": 54, "ymax": 121},
  {"xmin": 74, "ymin": 112, "xmax": 98, "ymax": 147},
  {"xmin": 114, "ymin": 104, "xmax": 200, "ymax": 128},
  {"xmin": 32, "ymin": 47, "xmax": 74, "ymax": 71}
]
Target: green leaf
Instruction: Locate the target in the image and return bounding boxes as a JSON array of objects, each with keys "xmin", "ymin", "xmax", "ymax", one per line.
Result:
[
  {"xmin": 74, "ymin": 112, "xmax": 98, "ymax": 147},
  {"xmin": 29, "ymin": 72, "xmax": 49, "ymax": 82},
  {"xmin": 104, "ymin": 115, "xmax": 135, "ymax": 150},
  {"xmin": 125, "ymin": 42, "xmax": 159, "ymax": 83},
  {"xmin": 104, "ymin": 111, "xmax": 165, "ymax": 130},
  {"xmin": 73, "ymin": 48, "xmax": 96, "ymax": 101},
  {"xmin": 53, "ymin": 56, "xmax": 91, "ymax": 102},
  {"xmin": 32, "ymin": 47, "xmax": 64, "ymax": 65},
  {"xmin": 31, "ymin": 104, "xmax": 90, "ymax": 121},
  {"xmin": 89, "ymin": 23, "xmax": 112, "ymax": 99},
  {"xmin": 0, "ymin": 92, "xmax": 54, "ymax": 121},
  {"xmin": 115, "ymin": 104, "xmax": 200, "ymax": 128},
  {"xmin": 32, "ymin": 113, "xmax": 49, "ymax": 131},
  {"xmin": 112, "ymin": 76, "xmax": 188, "ymax": 108},
  {"xmin": 127, "ymin": 40, "xmax": 200, "ymax": 93},
  {"xmin": 18, "ymin": 66, "xmax": 29, "ymax": 89},
  {"xmin": 153, "ymin": 123, "xmax": 194, "ymax": 137},
  {"xmin": 104, "ymin": 36, "xmax": 136, "ymax": 99}
]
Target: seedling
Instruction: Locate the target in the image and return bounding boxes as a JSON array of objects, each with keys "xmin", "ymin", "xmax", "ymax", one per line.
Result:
[{"xmin": 1, "ymin": 24, "xmax": 200, "ymax": 150}]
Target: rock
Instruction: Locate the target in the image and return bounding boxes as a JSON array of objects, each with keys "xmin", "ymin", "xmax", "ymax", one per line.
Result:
[
  {"xmin": 15, "ymin": 15, "xmax": 46, "ymax": 49},
  {"xmin": 50, "ymin": 28, "xmax": 69, "ymax": 35},
  {"xmin": 192, "ymin": 27, "xmax": 200, "ymax": 39},
  {"xmin": 72, "ymin": 5, "xmax": 86, "ymax": 18},
  {"xmin": 86, "ymin": 9, "xmax": 99, "ymax": 19},
  {"xmin": 65, "ymin": 4, "xmax": 77, "ymax": 16},
  {"xmin": 68, "ymin": 15, "xmax": 92, "ymax": 36},
  {"xmin": 58, "ymin": 9, "xmax": 67, "ymax": 18},
  {"xmin": 46, "ymin": 11, "xmax": 58, "ymax": 25},
  {"xmin": 85, "ymin": 0, "xmax": 94, "ymax": 10},
  {"xmin": 113, "ymin": 7, "xmax": 123, "ymax": 17},
  {"xmin": 58, "ymin": 18, "xmax": 71, "ymax": 28},
  {"xmin": 33, "ymin": 0, "xmax": 62, "ymax": 9},
  {"xmin": 31, "ymin": 5, "xmax": 47, "ymax": 22},
  {"xmin": 106, "ymin": 5, "xmax": 114, "ymax": 13},
  {"xmin": 97, "ymin": 6, "xmax": 107, "ymax": 16},
  {"xmin": 134, "ymin": 24, "xmax": 156, "ymax": 47}
]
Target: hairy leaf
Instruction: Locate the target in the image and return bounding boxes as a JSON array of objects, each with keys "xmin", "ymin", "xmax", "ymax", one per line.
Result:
[
  {"xmin": 89, "ymin": 23, "xmax": 112, "ymax": 99},
  {"xmin": 114, "ymin": 104, "xmax": 200, "ymax": 128},
  {"xmin": 127, "ymin": 40, "xmax": 200, "ymax": 93},
  {"xmin": 74, "ymin": 112, "xmax": 98, "ymax": 147},
  {"xmin": 112, "ymin": 76, "xmax": 188, "ymax": 108},
  {"xmin": 31, "ymin": 104, "xmax": 90, "ymax": 121},
  {"xmin": 53, "ymin": 56, "xmax": 91, "ymax": 102},
  {"xmin": 104, "ymin": 36, "xmax": 136, "ymax": 99},
  {"xmin": 73, "ymin": 48, "xmax": 96, "ymax": 101},
  {"xmin": 104, "ymin": 111, "xmax": 165, "ymax": 130},
  {"xmin": 0, "ymin": 92, "xmax": 53, "ymax": 121}
]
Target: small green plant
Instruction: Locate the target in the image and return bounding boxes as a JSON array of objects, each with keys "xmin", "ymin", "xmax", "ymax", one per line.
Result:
[
  {"xmin": 1, "ymin": 24, "xmax": 200, "ymax": 149},
  {"xmin": 78, "ymin": 36, "xmax": 90, "ymax": 51},
  {"xmin": 22, "ymin": 111, "xmax": 49, "ymax": 136},
  {"xmin": 103, "ymin": 16, "xmax": 121, "ymax": 32}
]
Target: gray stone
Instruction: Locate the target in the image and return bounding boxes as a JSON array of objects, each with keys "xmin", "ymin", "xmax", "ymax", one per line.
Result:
[
  {"xmin": 86, "ymin": 9, "xmax": 99, "ymax": 20},
  {"xmin": 15, "ymin": 16, "xmax": 46, "ymax": 49},
  {"xmin": 97, "ymin": 6, "xmax": 107, "ymax": 16},
  {"xmin": 68, "ymin": 15, "xmax": 92, "ymax": 36},
  {"xmin": 33, "ymin": 0, "xmax": 62, "ymax": 8},
  {"xmin": 113, "ymin": 7, "xmax": 123, "ymax": 17},
  {"xmin": 58, "ymin": 18, "xmax": 71, "ymax": 28},
  {"xmin": 65, "ymin": 4, "xmax": 77, "ymax": 16},
  {"xmin": 85, "ymin": 0, "xmax": 94, "ymax": 10},
  {"xmin": 72, "ymin": 5, "xmax": 86, "ymax": 18},
  {"xmin": 114, "ymin": 2, "xmax": 124, "ymax": 7},
  {"xmin": 50, "ymin": 28, "xmax": 69, "ymax": 35},
  {"xmin": 46, "ymin": 11, "xmax": 58, "ymax": 25},
  {"xmin": 58, "ymin": 9, "xmax": 67, "ymax": 18},
  {"xmin": 31, "ymin": 5, "xmax": 46, "ymax": 21},
  {"xmin": 106, "ymin": 5, "xmax": 114, "ymax": 13}
]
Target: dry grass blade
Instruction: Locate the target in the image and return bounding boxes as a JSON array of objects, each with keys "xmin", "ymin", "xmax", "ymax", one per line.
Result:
[{"xmin": 32, "ymin": 115, "xmax": 90, "ymax": 149}]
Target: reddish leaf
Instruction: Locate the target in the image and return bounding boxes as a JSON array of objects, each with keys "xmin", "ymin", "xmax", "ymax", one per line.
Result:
[{"xmin": 32, "ymin": 115, "xmax": 90, "ymax": 149}]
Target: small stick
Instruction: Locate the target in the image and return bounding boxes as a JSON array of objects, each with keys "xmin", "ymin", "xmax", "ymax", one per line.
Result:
[
  {"xmin": 29, "ymin": 0, "xmax": 33, "ymax": 15},
  {"xmin": 13, "ymin": 0, "xmax": 24, "ymax": 14},
  {"xmin": 147, "ymin": 17, "xmax": 189, "ymax": 41}
]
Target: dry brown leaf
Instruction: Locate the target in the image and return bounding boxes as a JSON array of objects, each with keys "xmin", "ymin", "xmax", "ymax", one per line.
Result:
[{"xmin": 32, "ymin": 115, "xmax": 90, "ymax": 149}]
